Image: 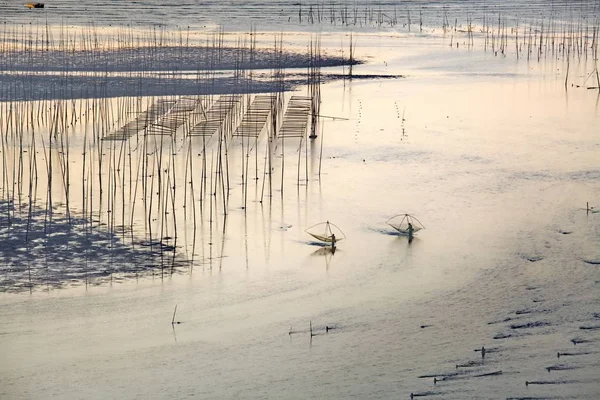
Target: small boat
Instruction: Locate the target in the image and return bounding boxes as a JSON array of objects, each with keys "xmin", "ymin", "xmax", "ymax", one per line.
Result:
[
  {"xmin": 386, "ymin": 214, "xmax": 424, "ymax": 235},
  {"xmin": 305, "ymin": 221, "xmax": 346, "ymax": 243},
  {"xmin": 25, "ymin": 2, "xmax": 44, "ymax": 8}
]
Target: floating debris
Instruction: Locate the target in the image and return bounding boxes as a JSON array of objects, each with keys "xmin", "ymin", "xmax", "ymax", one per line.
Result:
[
  {"xmin": 506, "ymin": 397, "xmax": 555, "ymax": 400},
  {"xmin": 418, "ymin": 372, "xmax": 462, "ymax": 379},
  {"xmin": 510, "ymin": 321, "xmax": 550, "ymax": 329},
  {"xmin": 494, "ymin": 333, "xmax": 512, "ymax": 339},
  {"xmin": 557, "ymin": 351, "xmax": 592, "ymax": 358},
  {"xmin": 515, "ymin": 310, "xmax": 533, "ymax": 315},
  {"xmin": 277, "ymin": 223, "xmax": 293, "ymax": 231},
  {"xmin": 456, "ymin": 360, "xmax": 484, "ymax": 369},
  {"xmin": 571, "ymin": 338, "xmax": 595, "ymax": 345},
  {"xmin": 409, "ymin": 391, "xmax": 440, "ymax": 398},
  {"xmin": 488, "ymin": 317, "xmax": 519, "ymax": 325},
  {"xmin": 524, "ymin": 256, "xmax": 544, "ymax": 262},
  {"xmin": 25, "ymin": 2, "xmax": 44, "ymax": 9},
  {"xmin": 545, "ymin": 364, "xmax": 578, "ymax": 372},
  {"xmin": 515, "ymin": 308, "xmax": 550, "ymax": 315},
  {"xmin": 579, "ymin": 325, "xmax": 600, "ymax": 330},
  {"xmin": 474, "ymin": 370, "xmax": 502, "ymax": 377},
  {"xmin": 525, "ymin": 380, "xmax": 578, "ymax": 386}
]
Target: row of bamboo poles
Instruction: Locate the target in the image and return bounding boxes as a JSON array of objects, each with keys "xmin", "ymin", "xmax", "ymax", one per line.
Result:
[
  {"xmin": 0, "ymin": 29, "xmax": 328, "ymax": 292},
  {"xmin": 293, "ymin": 1, "xmax": 600, "ymax": 35},
  {"xmin": 295, "ymin": 1, "xmax": 600, "ymax": 63},
  {"xmin": 293, "ymin": 1, "xmax": 600, "ymax": 87}
]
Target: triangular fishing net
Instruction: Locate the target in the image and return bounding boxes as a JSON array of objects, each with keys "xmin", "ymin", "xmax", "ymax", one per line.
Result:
[{"xmin": 386, "ymin": 214, "xmax": 424, "ymax": 234}]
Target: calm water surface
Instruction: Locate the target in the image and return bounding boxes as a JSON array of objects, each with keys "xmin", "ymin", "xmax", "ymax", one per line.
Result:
[
  {"xmin": 1, "ymin": 0, "xmax": 599, "ymax": 30},
  {"xmin": 1, "ymin": 3, "xmax": 600, "ymax": 399}
]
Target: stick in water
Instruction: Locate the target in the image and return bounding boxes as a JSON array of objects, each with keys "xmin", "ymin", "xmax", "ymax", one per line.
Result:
[{"xmin": 172, "ymin": 304, "xmax": 178, "ymax": 325}]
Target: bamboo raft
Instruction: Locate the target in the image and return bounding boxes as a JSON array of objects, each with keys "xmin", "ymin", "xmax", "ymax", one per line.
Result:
[
  {"xmin": 146, "ymin": 97, "xmax": 200, "ymax": 136},
  {"xmin": 188, "ymin": 95, "xmax": 242, "ymax": 137},
  {"xmin": 101, "ymin": 99, "xmax": 174, "ymax": 141},
  {"xmin": 232, "ymin": 94, "xmax": 275, "ymax": 138},
  {"xmin": 277, "ymin": 95, "xmax": 311, "ymax": 139}
]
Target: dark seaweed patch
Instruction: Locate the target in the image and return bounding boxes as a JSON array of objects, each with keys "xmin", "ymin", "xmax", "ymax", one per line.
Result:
[
  {"xmin": 474, "ymin": 370, "xmax": 502, "ymax": 377},
  {"xmin": 579, "ymin": 325, "xmax": 600, "ymax": 330},
  {"xmin": 510, "ymin": 321, "xmax": 550, "ymax": 329},
  {"xmin": 571, "ymin": 338, "xmax": 595, "ymax": 345},
  {"xmin": 409, "ymin": 392, "xmax": 441, "ymax": 398},
  {"xmin": 489, "ymin": 316, "xmax": 520, "ymax": 325},
  {"xmin": 418, "ymin": 371, "xmax": 465, "ymax": 379},
  {"xmin": 494, "ymin": 333, "xmax": 512, "ymax": 339},
  {"xmin": 545, "ymin": 364, "xmax": 579, "ymax": 372},
  {"xmin": 456, "ymin": 360, "xmax": 484, "ymax": 368},
  {"xmin": 515, "ymin": 310, "xmax": 533, "ymax": 315},
  {"xmin": 507, "ymin": 397, "xmax": 555, "ymax": 400},
  {"xmin": 525, "ymin": 256, "xmax": 543, "ymax": 262},
  {"xmin": 0, "ymin": 201, "xmax": 190, "ymax": 292},
  {"xmin": 525, "ymin": 380, "xmax": 578, "ymax": 385},
  {"xmin": 557, "ymin": 351, "xmax": 592, "ymax": 357}
]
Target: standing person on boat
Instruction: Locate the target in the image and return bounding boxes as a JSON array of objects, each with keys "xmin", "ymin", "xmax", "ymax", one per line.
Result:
[
  {"xmin": 331, "ymin": 233, "xmax": 336, "ymax": 250},
  {"xmin": 407, "ymin": 222, "xmax": 414, "ymax": 243}
]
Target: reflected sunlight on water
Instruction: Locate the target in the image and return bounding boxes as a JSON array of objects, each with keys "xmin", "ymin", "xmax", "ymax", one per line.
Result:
[{"xmin": 1, "ymin": 1, "xmax": 599, "ymax": 399}]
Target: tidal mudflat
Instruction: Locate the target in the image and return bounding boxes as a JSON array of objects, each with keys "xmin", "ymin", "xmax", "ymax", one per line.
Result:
[{"xmin": 1, "ymin": 1, "xmax": 599, "ymax": 399}]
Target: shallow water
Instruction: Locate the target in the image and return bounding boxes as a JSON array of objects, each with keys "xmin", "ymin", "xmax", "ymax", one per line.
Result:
[
  {"xmin": 2, "ymin": 0, "xmax": 598, "ymax": 31},
  {"xmin": 1, "ymin": 3, "xmax": 600, "ymax": 400}
]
